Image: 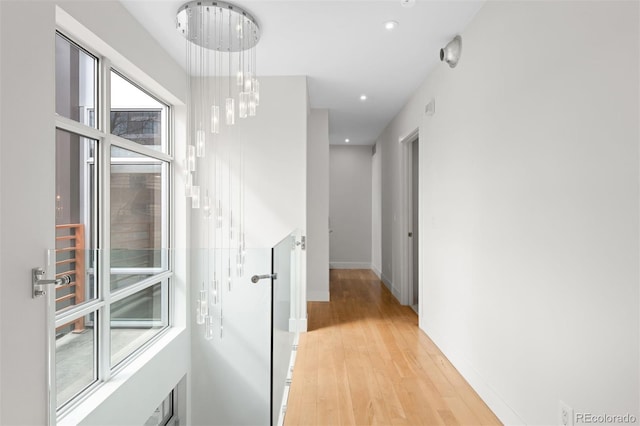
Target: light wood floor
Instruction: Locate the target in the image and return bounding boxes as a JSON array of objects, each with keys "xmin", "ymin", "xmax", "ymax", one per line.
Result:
[{"xmin": 284, "ymin": 269, "xmax": 502, "ymax": 426}]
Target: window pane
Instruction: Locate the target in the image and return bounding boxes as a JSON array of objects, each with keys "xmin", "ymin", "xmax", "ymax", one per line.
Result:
[
  {"xmin": 111, "ymin": 282, "xmax": 167, "ymax": 367},
  {"xmin": 55, "ymin": 33, "xmax": 97, "ymax": 128},
  {"xmin": 145, "ymin": 391, "xmax": 174, "ymax": 426},
  {"xmin": 111, "ymin": 71, "xmax": 167, "ymax": 151},
  {"xmin": 110, "ymin": 146, "xmax": 167, "ymax": 291},
  {"xmin": 56, "ymin": 129, "xmax": 97, "ymax": 311},
  {"xmin": 56, "ymin": 313, "xmax": 97, "ymax": 408}
]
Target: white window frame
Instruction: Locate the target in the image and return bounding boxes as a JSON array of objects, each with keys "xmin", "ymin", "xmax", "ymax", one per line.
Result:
[{"xmin": 51, "ymin": 31, "xmax": 174, "ymax": 422}]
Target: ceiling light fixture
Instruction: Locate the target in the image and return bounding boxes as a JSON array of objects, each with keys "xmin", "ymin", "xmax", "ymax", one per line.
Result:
[
  {"xmin": 360, "ymin": 94, "xmax": 367, "ymax": 101},
  {"xmin": 384, "ymin": 20, "xmax": 398, "ymax": 31},
  {"xmin": 177, "ymin": 0, "xmax": 261, "ymax": 340}
]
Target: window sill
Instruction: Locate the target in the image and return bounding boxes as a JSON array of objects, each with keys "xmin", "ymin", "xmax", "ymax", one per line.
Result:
[{"xmin": 57, "ymin": 326, "xmax": 187, "ymax": 426}]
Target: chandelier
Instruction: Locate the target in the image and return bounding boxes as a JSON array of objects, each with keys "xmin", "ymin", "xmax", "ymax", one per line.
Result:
[{"xmin": 177, "ymin": 1, "xmax": 261, "ymax": 339}]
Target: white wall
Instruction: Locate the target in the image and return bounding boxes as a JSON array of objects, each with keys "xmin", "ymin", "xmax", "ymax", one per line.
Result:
[
  {"xmin": 371, "ymin": 143, "xmax": 382, "ymax": 277},
  {"xmin": 307, "ymin": 109, "xmax": 330, "ymax": 301},
  {"xmin": 0, "ymin": 2, "xmax": 188, "ymax": 425},
  {"xmin": 329, "ymin": 145, "xmax": 372, "ymax": 269},
  {"xmin": 378, "ymin": 1, "xmax": 639, "ymax": 424},
  {"xmin": 0, "ymin": 3, "xmax": 53, "ymax": 424},
  {"xmin": 239, "ymin": 77, "xmax": 308, "ymax": 249},
  {"xmin": 0, "ymin": 3, "xmax": 5, "ymax": 421},
  {"xmin": 190, "ymin": 76, "xmax": 307, "ymax": 426},
  {"xmin": 380, "ymin": 131, "xmax": 397, "ymax": 292}
]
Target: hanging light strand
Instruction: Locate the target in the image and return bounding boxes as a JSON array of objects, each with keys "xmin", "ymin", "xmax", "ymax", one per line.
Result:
[{"xmin": 177, "ymin": 0, "xmax": 261, "ymax": 340}]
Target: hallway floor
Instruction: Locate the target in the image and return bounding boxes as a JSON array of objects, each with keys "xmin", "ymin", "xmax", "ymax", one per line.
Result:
[{"xmin": 284, "ymin": 269, "xmax": 501, "ymax": 426}]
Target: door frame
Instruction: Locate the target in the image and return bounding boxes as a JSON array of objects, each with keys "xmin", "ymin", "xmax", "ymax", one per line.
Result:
[{"xmin": 399, "ymin": 128, "xmax": 419, "ymax": 309}]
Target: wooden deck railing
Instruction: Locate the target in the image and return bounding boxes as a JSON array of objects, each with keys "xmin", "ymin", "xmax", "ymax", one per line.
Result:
[{"xmin": 55, "ymin": 224, "xmax": 85, "ymax": 332}]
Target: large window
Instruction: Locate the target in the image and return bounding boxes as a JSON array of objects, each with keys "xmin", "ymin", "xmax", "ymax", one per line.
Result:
[{"xmin": 54, "ymin": 32, "xmax": 172, "ymax": 415}]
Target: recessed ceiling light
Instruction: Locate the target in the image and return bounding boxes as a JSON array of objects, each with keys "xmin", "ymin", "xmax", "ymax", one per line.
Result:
[
  {"xmin": 360, "ymin": 94, "xmax": 367, "ymax": 101},
  {"xmin": 345, "ymin": 138, "xmax": 350, "ymax": 143},
  {"xmin": 384, "ymin": 21, "xmax": 398, "ymax": 31}
]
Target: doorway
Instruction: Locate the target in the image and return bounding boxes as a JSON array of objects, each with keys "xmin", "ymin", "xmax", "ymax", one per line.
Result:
[
  {"xmin": 400, "ymin": 129, "xmax": 419, "ymax": 313},
  {"xmin": 410, "ymin": 138, "xmax": 419, "ymax": 312}
]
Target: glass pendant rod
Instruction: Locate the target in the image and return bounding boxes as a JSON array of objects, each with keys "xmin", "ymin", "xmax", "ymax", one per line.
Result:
[{"xmin": 177, "ymin": 0, "xmax": 260, "ymax": 339}]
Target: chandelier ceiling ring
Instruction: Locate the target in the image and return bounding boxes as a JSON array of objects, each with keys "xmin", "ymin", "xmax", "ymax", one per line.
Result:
[{"xmin": 176, "ymin": 1, "xmax": 261, "ymax": 52}]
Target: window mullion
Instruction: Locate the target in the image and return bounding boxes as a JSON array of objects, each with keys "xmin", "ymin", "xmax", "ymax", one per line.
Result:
[
  {"xmin": 55, "ymin": 115, "xmax": 106, "ymax": 140},
  {"xmin": 162, "ymin": 161, "xmax": 169, "ymax": 273},
  {"xmin": 110, "ymin": 271, "xmax": 173, "ymax": 304},
  {"xmin": 54, "ymin": 299, "xmax": 106, "ymax": 329},
  {"xmin": 110, "ymin": 134, "xmax": 173, "ymax": 162},
  {"xmin": 99, "ymin": 56, "xmax": 112, "ymax": 383}
]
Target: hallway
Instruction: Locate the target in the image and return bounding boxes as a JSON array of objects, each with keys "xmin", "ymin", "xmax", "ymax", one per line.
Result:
[{"xmin": 285, "ymin": 270, "xmax": 501, "ymax": 426}]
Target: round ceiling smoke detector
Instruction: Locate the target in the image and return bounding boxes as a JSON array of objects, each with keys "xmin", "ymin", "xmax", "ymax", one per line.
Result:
[{"xmin": 400, "ymin": 0, "xmax": 416, "ymax": 8}]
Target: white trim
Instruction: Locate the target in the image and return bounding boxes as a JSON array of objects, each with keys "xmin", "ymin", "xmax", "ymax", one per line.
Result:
[
  {"xmin": 288, "ymin": 318, "xmax": 298, "ymax": 333},
  {"xmin": 371, "ymin": 265, "xmax": 382, "ymax": 279},
  {"xmin": 398, "ymin": 128, "xmax": 419, "ymax": 145},
  {"xmin": 55, "ymin": 115, "xmax": 105, "ymax": 140},
  {"xmin": 391, "ymin": 286, "xmax": 401, "ymax": 301},
  {"xmin": 380, "ymin": 272, "xmax": 393, "ymax": 289},
  {"xmin": 420, "ymin": 323, "xmax": 525, "ymax": 426},
  {"xmin": 399, "ymin": 128, "xmax": 419, "ymax": 306},
  {"xmin": 379, "ymin": 272, "xmax": 401, "ymax": 302},
  {"xmin": 98, "ymin": 56, "xmax": 113, "ymax": 385},
  {"xmin": 329, "ymin": 262, "xmax": 371, "ymax": 269},
  {"xmin": 110, "ymin": 134, "xmax": 173, "ymax": 163},
  {"xmin": 110, "ymin": 271, "xmax": 172, "ymax": 304},
  {"xmin": 297, "ymin": 316, "xmax": 308, "ymax": 333},
  {"xmin": 54, "ymin": 299, "xmax": 104, "ymax": 328},
  {"xmin": 306, "ymin": 290, "xmax": 329, "ymax": 302}
]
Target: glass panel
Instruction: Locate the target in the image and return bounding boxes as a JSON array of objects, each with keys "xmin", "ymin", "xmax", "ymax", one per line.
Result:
[
  {"xmin": 56, "ymin": 313, "xmax": 97, "ymax": 408},
  {"xmin": 110, "ymin": 282, "xmax": 168, "ymax": 367},
  {"xmin": 189, "ymin": 248, "xmax": 272, "ymax": 425},
  {"xmin": 271, "ymin": 233, "xmax": 296, "ymax": 426},
  {"xmin": 110, "ymin": 71, "xmax": 167, "ymax": 151},
  {"xmin": 111, "ymin": 273, "xmax": 155, "ymax": 292},
  {"xmin": 110, "ymin": 146, "xmax": 167, "ymax": 291},
  {"xmin": 56, "ymin": 129, "xmax": 97, "ymax": 311},
  {"xmin": 55, "ymin": 33, "xmax": 97, "ymax": 127}
]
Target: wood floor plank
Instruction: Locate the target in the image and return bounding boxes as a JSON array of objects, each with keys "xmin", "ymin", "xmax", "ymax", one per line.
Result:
[{"xmin": 284, "ymin": 269, "xmax": 501, "ymax": 426}]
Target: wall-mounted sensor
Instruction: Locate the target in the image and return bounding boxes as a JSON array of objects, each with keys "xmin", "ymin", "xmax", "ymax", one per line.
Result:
[
  {"xmin": 425, "ymin": 99, "xmax": 435, "ymax": 116},
  {"xmin": 440, "ymin": 35, "xmax": 462, "ymax": 68}
]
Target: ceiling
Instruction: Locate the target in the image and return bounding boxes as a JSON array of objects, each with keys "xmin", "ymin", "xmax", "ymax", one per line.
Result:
[{"xmin": 121, "ymin": 0, "xmax": 484, "ymax": 145}]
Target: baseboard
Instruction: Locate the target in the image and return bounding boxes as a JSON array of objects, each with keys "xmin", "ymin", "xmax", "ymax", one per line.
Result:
[
  {"xmin": 371, "ymin": 265, "xmax": 382, "ymax": 278},
  {"xmin": 421, "ymin": 322, "xmax": 525, "ymax": 426},
  {"xmin": 329, "ymin": 262, "xmax": 371, "ymax": 269},
  {"xmin": 391, "ymin": 286, "xmax": 401, "ymax": 301},
  {"xmin": 289, "ymin": 317, "xmax": 308, "ymax": 333},
  {"xmin": 307, "ymin": 290, "xmax": 330, "ymax": 302},
  {"xmin": 297, "ymin": 317, "xmax": 308, "ymax": 333},
  {"xmin": 380, "ymin": 273, "xmax": 401, "ymax": 301}
]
